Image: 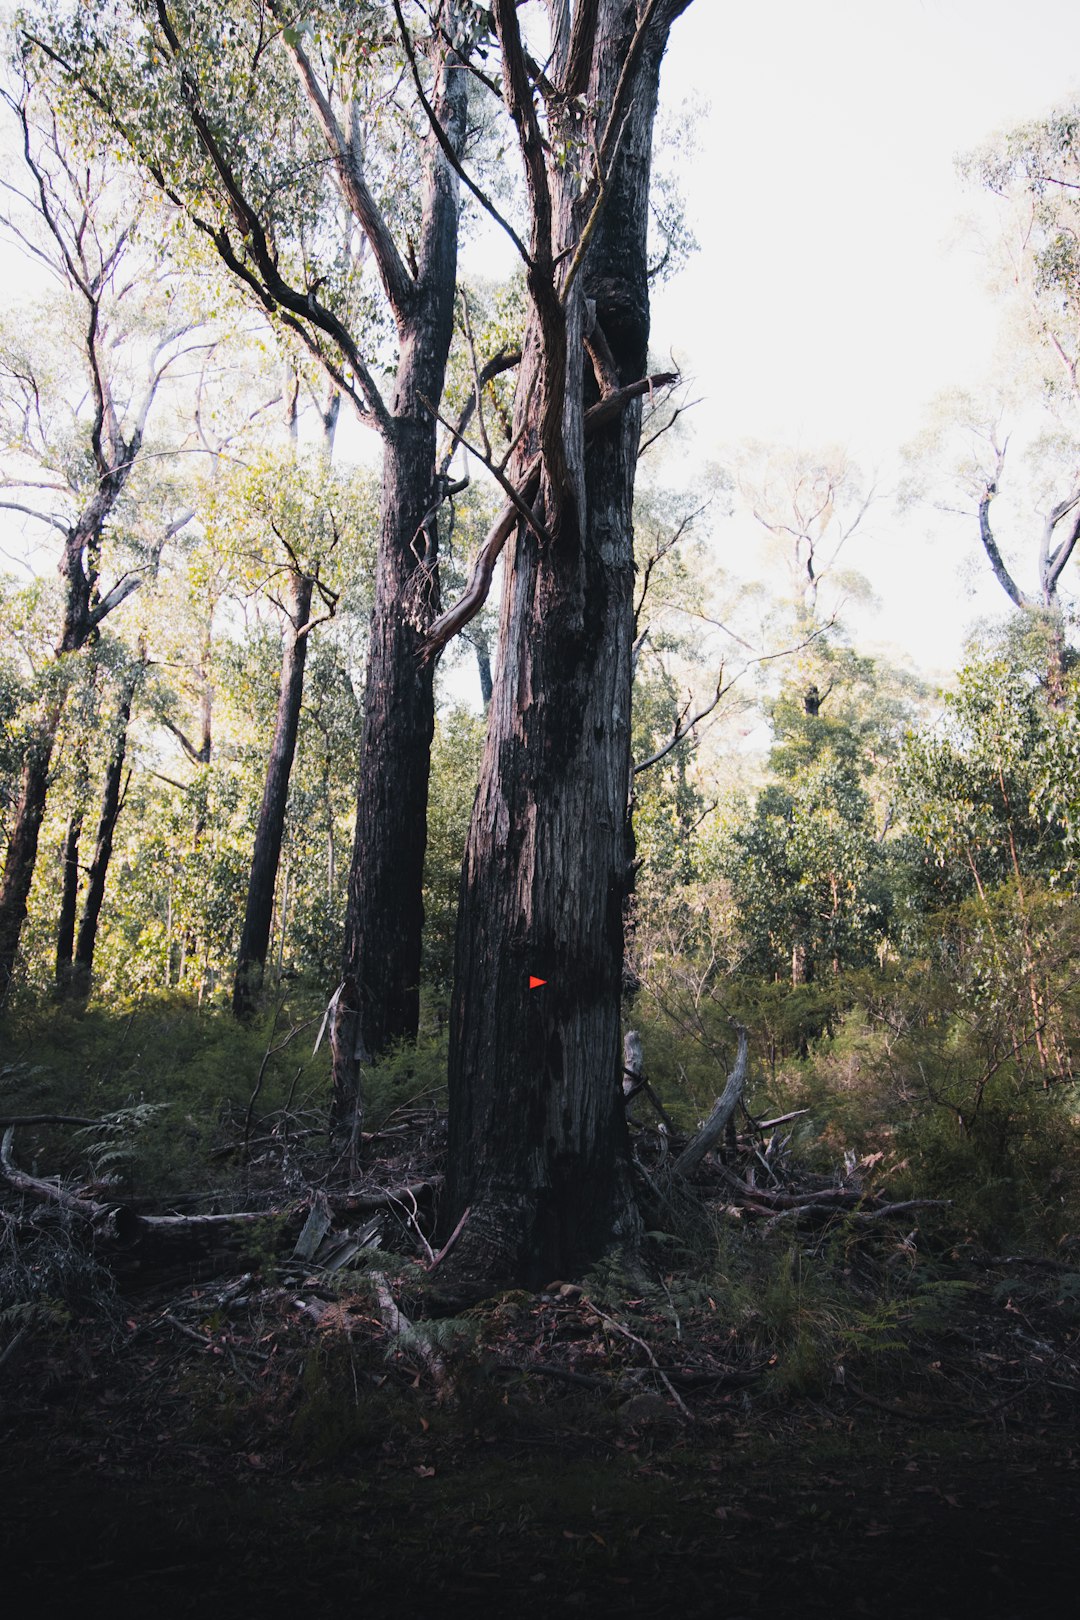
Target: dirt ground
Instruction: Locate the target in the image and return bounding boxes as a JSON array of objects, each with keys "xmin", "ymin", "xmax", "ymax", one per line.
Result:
[{"xmin": 3, "ymin": 1258, "xmax": 1079, "ymax": 1620}]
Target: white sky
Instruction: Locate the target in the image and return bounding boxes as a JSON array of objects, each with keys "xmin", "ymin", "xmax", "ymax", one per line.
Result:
[{"xmin": 649, "ymin": 0, "xmax": 1080, "ymax": 679}]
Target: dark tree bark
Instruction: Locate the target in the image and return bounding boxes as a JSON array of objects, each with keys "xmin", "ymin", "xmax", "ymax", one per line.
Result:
[
  {"xmin": 233, "ymin": 570, "xmax": 314, "ymax": 1018},
  {"xmin": 328, "ymin": 30, "xmax": 468, "ymax": 1126},
  {"xmin": 332, "ymin": 425, "xmax": 441, "ymax": 1101},
  {"xmin": 55, "ymin": 806, "xmax": 85, "ymax": 990},
  {"xmin": 68, "ymin": 661, "xmax": 140, "ymax": 1000},
  {"xmin": 441, "ymin": 0, "xmax": 692, "ymax": 1287},
  {"xmin": 0, "ymin": 707, "xmax": 60, "ymax": 997}
]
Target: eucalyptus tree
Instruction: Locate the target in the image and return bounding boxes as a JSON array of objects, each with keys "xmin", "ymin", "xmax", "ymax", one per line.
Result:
[
  {"xmin": 903, "ymin": 378, "xmax": 1080, "ymax": 702},
  {"xmin": 0, "ymin": 73, "xmax": 196, "ymax": 996},
  {"xmin": 732, "ymin": 441, "xmax": 876, "ymax": 635},
  {"xmin": 60, "ymin": 641, "xmax": 145, "ymax": 997},
  {"xmin": 213, "ymin": 443, "xmax": 375, "ymax": 1018},
  {"xmin": 23, "ymin": 1, "xmax": 478, "ymax": 1107},
  {"xmin": 419, "ymin": 0, "xmax": 693, "ymax": 1287},
  {"xmin": 900, "ymin": 111, "xmax": 1080, "ymax": 699},
  {"xmin": 724, "ymin": 687, "xmax": 890, "ymax": 989}
]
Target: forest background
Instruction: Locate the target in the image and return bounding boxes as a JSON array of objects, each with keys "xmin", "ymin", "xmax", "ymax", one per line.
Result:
[
  {"xmin": 2, "ymin": 2, "xmax": 1080, "ymax": 1610},
  {"xmin": 3, "ymin": 0, "xmax": 1080, "ymax": 1533}
]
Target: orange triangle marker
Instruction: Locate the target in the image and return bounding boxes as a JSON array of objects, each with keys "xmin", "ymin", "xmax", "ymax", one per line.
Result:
[{"xmin": 529, "ymin": 976, "xmax": 547, "ymax": 989}]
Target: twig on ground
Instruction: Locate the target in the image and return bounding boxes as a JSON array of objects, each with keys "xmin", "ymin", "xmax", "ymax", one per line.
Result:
[{"xmin": 579, "ymin": 1294, "xmax": 693, "ymax": 1420}]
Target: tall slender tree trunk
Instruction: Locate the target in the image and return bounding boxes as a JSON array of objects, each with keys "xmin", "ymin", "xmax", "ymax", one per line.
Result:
[
  {"xmin": 474, "ymin": 635, "xmax": 494, "ymax": 709},
  {"xmin": 55, "ymin": 806, "xmax": 85, "ymax": 991},
  {"xmin": 0, "ymin": 704, "xmax": 62, "ymax": 997},
  {"xmin": 441, "ymin": 0, "xmax": 690, "ymax": 1286},
  {"xmin": 69, "ymin": 662, "xmax": 140, "ymax": 1000},
  {"xmin": 0, "ymin": 470, "xmax": 144, "ymax": 996},
  {"xmin": 233, "ymin": 570, "xmax": 314, "ymax": 1018},
  {"xmin": 331, "ymin": 424, "xmax": 442, "ymax": 1117},
  {"xmin": 329, "ymin": 40, "xmax": 468, "ymax": 1127}
]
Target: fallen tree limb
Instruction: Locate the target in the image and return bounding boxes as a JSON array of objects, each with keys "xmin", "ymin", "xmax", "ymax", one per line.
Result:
[
  {"xmin": 0, "ymin": 1125, "xmax": 128, "ymax": 1237},
  {"xmin": 580, "ymin": 1293, "xmax": 693, "ymax": 1421},
  {"xmin": 751, "ymin": 1109, "xmax": 811, "ymax": 1132},
  {"xmin": 370, "ymin": 1269, "xmax": 446, "ymax": 1385},
  {"xmin": 673, "ymin": 1027, "xmax": 749, "ymax": 1179},
  {"xmin": 756, "ymin": 1197, "xmax": 949, "ymax": 1227},
  {"xmin": 492, "ymin": 1356, "xmax": 611, "ymax": 1391},
  {"xmin": 0, "ymin": 1114, "xmax": 102, "ymax": 1128},
  {"xmin": 0, "ymin": 1126, "xmax": 438, "ymax": 1277}
]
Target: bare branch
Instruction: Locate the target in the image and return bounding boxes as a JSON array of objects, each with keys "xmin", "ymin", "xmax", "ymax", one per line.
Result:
[
  {"xmin": 279, "ymin": 6, "xmax": 414, "ymax": 322},
  {"xmin": 391, "ymin": 0, "xmax": 532, "ymax": 269},
  {"xmin": 979, "ymin": 483, "xmax": 1029, "ymax": 610},
  {"xmin": 1042, "ymin": 487, "xmax": 1080, "ymax": 594},
  {"xmin": 632, "ymin": 667, "xmax": 728, "ymax": 777},
  {"xmin": 420, "ymin": 370, "xmax": 680, "ymax": 658},
  {"xmin": 88, "ymin": 573, "xmax": 141, "ymax": 628},
  {"xmin": 0, "ymin": 498, "xmax": 69, "ymax": 535}
]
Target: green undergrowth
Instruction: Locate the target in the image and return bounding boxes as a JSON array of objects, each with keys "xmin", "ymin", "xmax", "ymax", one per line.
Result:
[{"xmin": 0, "ymin": 991, "xmax": 332, "ymax": 1200}]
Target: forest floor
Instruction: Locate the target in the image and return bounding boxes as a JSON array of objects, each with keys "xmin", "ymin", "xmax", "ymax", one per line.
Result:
[{"xmin": 3, "ymin": 1112, "xmax": 1080, "ymax": 1617}]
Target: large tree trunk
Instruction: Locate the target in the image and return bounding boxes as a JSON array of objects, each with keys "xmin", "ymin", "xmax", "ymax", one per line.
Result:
[
  {"xmin": 69, "ymin": 662, "xmax": 140, "ymax": 1000},
  {"xmin": 233, "ymin": 571, "xmax": 314, "ymax": 1018},
  {"xmin": 331, "ymin": 422, "xmax": 441, "ymax": 1119},
  {"xmin": 441, "ymin": 0, "xmax": 689, "ymax": 1287},
  {"xmin": 329, "ymin": 39, "xmax": 467, "ymax": 1128}
]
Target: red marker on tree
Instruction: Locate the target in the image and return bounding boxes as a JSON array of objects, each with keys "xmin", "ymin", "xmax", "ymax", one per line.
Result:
[{"xmin": 529, "ymin": 976, "xmax": 547, "ymax": 990}]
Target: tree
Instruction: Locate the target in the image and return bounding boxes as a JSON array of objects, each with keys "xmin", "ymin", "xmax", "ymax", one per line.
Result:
[
  {"xmin": 898, "ymin": 625, "xmax": 1070, "ymax": 907},
  {"xmin": 723, "ymin": 691, "xmax": 890, "ymax": 990},
  {"xmin": 732, "ymin": 442, "xmax": 876, "ymax": 633},
  {"xmin": 434, "ymin": 0, "xmax": 693, "ymax": 1287},
  {"xmin": 218, "ymin": 444, "xmax": 353, "ymax": 1018},
  {"xmin": 26, "ymin": 0, "xmax": 475, "ymax": 1110},
  {"xmin": 901, "ymin": 110, "xmax": 1080, "ymax": 698},
  {"xmin": 65, "ymin": 646, "xmax": 144, "ymax": 997},
  {"xmin": 0, "ymin": 74, "xmax": 194, "ymax": 995},
  {"xmin": 904, "ymin": 382, "xmax": 1080, "ymax": 699}
]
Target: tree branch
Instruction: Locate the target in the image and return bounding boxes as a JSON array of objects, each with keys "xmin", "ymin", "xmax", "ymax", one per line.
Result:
[
  {"xmin": 0, "ymin": 498, "xmax": 69, "ymax": 535},
  {"xmin": 391, "ymin": 0, "xmax": 532, "ymax": 270},
  {"xmin": 633, "ymin": 667, "xmax": 728, "ymax": 777},
  {"xmin": 279, "ymin": 6, "xmax": 415, "ymax": 323},
  {"xmin": 979, "ymin": 485, "xmax": 1029, "ymax": 610},
  {"xmin": 420, "ymin": 370, "xmax": 679, "ymax": 659},
  {"xmin": 1042, "ymin": 487, "xmax": 1080, "ymax": 596}
]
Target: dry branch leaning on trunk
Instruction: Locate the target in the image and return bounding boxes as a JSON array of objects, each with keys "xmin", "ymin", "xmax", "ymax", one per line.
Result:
[{"xmin": 672, "ymin": 1026, "xmax": 749, "ymax": 1179}]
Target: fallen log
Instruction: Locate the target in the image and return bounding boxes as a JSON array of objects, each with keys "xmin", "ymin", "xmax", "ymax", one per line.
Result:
[
  {"xmin": 738, "ymin": 1196, "xmax": 948, "ymax": 1225},
  {"xmin": 0, "ymin": 1126, "xmax": 438, "ymax": 1278},
  {"xmin": 0, "ymin": 1114, "xmax": 102, "ymax": 1128}
]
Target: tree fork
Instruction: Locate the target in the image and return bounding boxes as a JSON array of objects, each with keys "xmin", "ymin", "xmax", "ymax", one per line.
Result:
[{"xmin": 441, "ymin": 0, "xmax": 693, "ymax": 1287}]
